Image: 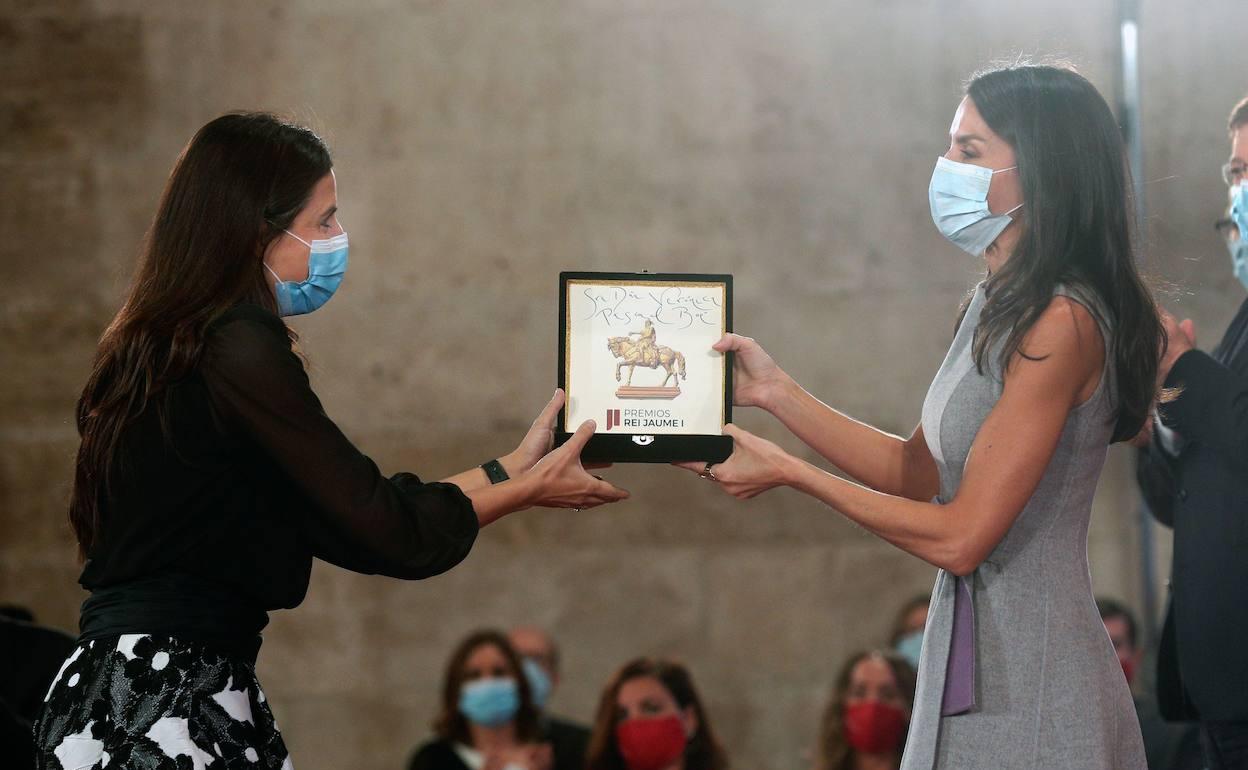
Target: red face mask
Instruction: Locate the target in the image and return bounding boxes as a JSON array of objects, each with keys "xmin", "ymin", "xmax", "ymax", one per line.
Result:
[
  {"xmin": 615, "ymin": 715, "xmax": 687, "ymax": 770},
  {"xmin": 843, "ymin": 701, "xmax": 907, "ymax": 754}
]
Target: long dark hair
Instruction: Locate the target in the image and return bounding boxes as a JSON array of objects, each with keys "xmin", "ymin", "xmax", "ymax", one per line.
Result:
[
  {"xmin": 69, "ymin": 112, "xmax": 332, "ymax": 559},
  {"xmin": 586, "ymin": 658, "xmax": 728, "ymax": 770},
  {"xmin": 815, "ymin": 650, "xmax": 917, "ymax": 770},
  {"xmin": 432, "ymin": 629, "xmax": 541, "ymax": 744},
  {"xmin": 960, "ymin": 63, "xmax": 1164, "ymax": 442}
]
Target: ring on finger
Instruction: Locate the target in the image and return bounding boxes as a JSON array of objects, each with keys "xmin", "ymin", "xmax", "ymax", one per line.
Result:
[{"xmin": 699, "ymin": 462, "xmax": 718, "ymax": 482}]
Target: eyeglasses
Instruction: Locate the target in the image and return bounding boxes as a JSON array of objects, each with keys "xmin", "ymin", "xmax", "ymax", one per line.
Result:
[
  {"xmin": 1215, "ymin": 216, "xmax": 1241, "ymax": 244},
  {"xmin": 1222, "ymin": 161, "xmax": 1248, "ymax": 187}
]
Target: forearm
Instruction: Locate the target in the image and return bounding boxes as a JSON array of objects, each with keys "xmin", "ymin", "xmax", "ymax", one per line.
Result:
[
  {"xmin": 786, "ymin": 457, "xmax": 972, "ymax": 574},
  {"xmin": 440, "ymin": 453, "xmax": 527, "ymax": 494},
  {"xmin": 768, "ymin": 378, "xmax": 936, "ymax": 500},
  {"xmin": 462, "ymin": 474, "xmax": 536, "ymax": 527}
]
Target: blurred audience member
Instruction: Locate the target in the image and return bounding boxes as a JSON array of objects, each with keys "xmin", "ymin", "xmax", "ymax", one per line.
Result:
[
  {"xmin": 0, "ymin": 605, "xmax": 37, "ymax": 623},
  {"xmin": 0, "ymin": 611, "xmax": 75, "ymax": 770},
  {"xmin": 814, "ymin": 651, "xmax": 916, "ymax": 770},
  {"xmin": 1097, "ymin": 599, "xmax": 1203, "ymax": 770},
  {"xmin": 887, "ymin": 595, "xmax": 929, "ymax": 670},
  {"xmin": 586, "ymin": 658, "xmax": 727, "ymax": 770},
  {"xmin": 509, "ymin": 626, "xmax": 591, "ymax": 770},
  {"xmin": 409, "ymin": 630, "xmax": 551, "ymax": 770}
]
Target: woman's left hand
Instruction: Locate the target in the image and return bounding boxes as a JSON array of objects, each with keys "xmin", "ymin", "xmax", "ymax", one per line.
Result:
[
  {"xmin": 676, "ymin": 424, "xmax": 798, "ymax": 499},
  {"xmin": 503, "ymin": 389, "xmax": 566, "ymax": 476}
]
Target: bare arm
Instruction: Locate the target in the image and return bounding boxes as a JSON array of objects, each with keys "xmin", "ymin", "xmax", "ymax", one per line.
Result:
[
  {"xmin": 700, "ymin": 298, "xmax": 1103, "ymax": 575},
  {"xmin": 716, "ymin": 333, "xmax": 939, "ymax": 501},
  {"xmin": 446, "ymin": 393, "xmax": 629, "ymax": 527},
  {"xmin": 769, "ymin": 378, "xmax": 939, "ymax": 501},
  {"xmin": 440, "ymin": 391, "xmax": 567, "ymax": 494}
]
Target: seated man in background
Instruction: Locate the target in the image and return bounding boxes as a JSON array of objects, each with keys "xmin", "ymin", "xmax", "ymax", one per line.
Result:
[
  {"xmin": 0, "ymin": 607, "xmax": 76, "ymax": 770},
  {"xmin": 1097, "ymin": 598, "xmax": 1202, "ymax": 770},
  {"xmin": 509, "ymin": 626, "xmax": 590, "ymax": 770}
]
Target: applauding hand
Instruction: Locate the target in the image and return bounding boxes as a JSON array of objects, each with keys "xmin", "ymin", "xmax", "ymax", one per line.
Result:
[
  {"xmin": 1157, "ymin": 309, "xmax": 1196, "ymax": 385},
  {"xmin": 677, "ymin": 424, "xmax": 797, "ymax": 499}
]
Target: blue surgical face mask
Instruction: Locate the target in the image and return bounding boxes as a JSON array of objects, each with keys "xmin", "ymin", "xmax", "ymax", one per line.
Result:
[
  {"xmin": 264, "ymin": 229, "xmax": 349, "ymax": 317},
  {"xmin": 458, "ymin": 677, "xmax": 520, "ymax": 727},
  {"xmin": 929, "ymin": 155, "xmax": 1023, "ymax": 256},
  {"xmin": 1229, "ymin": 183, "xmax": 1248, "ymax": 291},
  {"xmin": 521, "ymin": 657, "xmax": 553, "ymax": 710},
  {"xmin": 894, "ymin": 630, "xmax": 924, "ymax": 669}
]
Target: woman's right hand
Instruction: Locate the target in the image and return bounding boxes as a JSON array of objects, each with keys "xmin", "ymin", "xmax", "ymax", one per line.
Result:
[
  {"xmin": 712, "ymin": 333, "xmax": 790, "ymax": 411},
  {"xmin": 523, "ymin": 420, "xmax": 629, "ymax": 510}
]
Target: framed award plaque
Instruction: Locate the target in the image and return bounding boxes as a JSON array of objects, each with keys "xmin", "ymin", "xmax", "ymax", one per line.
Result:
[{"xmin": 555, "ymin": 271, "xmax": 734, "ymax": 463}]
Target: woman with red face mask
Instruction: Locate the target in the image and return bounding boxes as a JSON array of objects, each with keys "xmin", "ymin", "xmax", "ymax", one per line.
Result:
[
  {"xmin": 585, "ymin": 658, "xmax": 728, "ymax": 770},
  {"xmin": 815, "ymin": 651, "xmax": 917, "ymax": 770}
]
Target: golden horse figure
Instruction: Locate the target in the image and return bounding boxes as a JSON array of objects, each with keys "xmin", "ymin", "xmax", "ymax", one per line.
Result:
[{"xmin": 607, "ymin": 336, "xmax": 687, "ymax": 388}]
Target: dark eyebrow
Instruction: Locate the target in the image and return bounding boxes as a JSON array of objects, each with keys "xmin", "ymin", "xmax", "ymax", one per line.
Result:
[
  {"xmin": 954, "ymin": 134, "xmax": 987, "ymax": 145},
  {"xmin": 320, "ymin": 205, "xmax": 337, "ymax": 221}
]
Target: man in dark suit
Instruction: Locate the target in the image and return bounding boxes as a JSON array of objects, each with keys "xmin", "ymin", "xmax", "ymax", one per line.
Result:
[
  {"xmin": 1136, "ymin": 95, "xmax": 1248, "ymax": 770},
  {"xmin": 509, "ymin": 627, "xmax": 591, "ymax": 770}
]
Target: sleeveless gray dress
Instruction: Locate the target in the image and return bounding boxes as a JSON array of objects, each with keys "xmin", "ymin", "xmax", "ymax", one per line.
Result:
[{"xmin": 900, "ymin": 283, "xmax": 1147, "ymax": 770}]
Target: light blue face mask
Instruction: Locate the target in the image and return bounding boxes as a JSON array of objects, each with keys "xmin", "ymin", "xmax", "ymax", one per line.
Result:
[
  {"xmin": 894, "ymin": 630, "xmax": 924, "ymax": 669},
  {"xmin": 264, "ymin": 229, "xmax": 349, "ymax": 317},
  {"xmin": 929, "ymin": 155, "xmax": 1023, "ymax": 256},
  {"xmin": 521, "ymin": 657, "xmax": 553, "ymax": 710},
  {"xmin": 1229, "ymin": 183, "xmax": 1248, "ymax": 291},
  {"xmin": 458, "ymin": 677, "xmax": 521, "ymax": 727}
]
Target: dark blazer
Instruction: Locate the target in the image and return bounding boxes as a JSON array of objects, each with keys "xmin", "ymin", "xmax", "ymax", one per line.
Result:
[
  {"xmin": 0, "ymin": 618, "xmax": 76, "ymax": 770},
  {"xmin": 408, "ymin": 739, "xmax": 472, "ymax": 770},
  {"xmin": 407, "ymin": 717, "xmax": 591, "ymax": 770},
  {"xmin": 544, "ymin": 715, "xmax": 591, "ymax": 770},
  {"xmin": 1137, "ymin": 295, "xmax": 1248, "ymax": 722}
]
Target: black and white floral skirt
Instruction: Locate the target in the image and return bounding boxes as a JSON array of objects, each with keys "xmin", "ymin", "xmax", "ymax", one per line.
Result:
[{"xmin": 34, "ymin": 634, "xmax": 291, "ymax": 769}]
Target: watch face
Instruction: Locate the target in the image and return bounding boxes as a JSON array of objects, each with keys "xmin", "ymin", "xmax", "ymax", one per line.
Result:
[{"xmin": 558, "ymin": 272, "xmax": 733, "ymax": 464}]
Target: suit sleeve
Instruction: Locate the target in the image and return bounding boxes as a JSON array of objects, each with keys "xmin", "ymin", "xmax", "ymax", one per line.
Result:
[
  {"xmin": 202, "ymin": 313, "xmax": 479, "ymax": 579},
  {"xmin": 1135, "ymin": 444, "xmax": 1178, "ymax": 529},
  {"xmin": 1161, "ymin": 349, "xmax": 1248, "ymax": 458}
]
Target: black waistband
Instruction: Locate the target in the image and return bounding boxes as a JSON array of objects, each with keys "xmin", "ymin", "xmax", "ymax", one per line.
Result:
[{"xmin": 79, "ymin": 573, "xmax": 269, "ymax": 664}]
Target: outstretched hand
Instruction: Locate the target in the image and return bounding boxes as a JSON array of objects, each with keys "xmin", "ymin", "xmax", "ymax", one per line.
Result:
[
  {"xmin": 507, "ymin": 389, "xmax": 610, "ymax": 474},
  {"xmin": 713, "ymin": 333, "xmax": 789, "ymax": 411},
  {"xmin": 675, "ymin": 424, "xmax": 797, "ymax": 499},
  {"xmin": 526, "ymin": 420, "xmax": 630, "ymax": 509},
  {"xmin": 505, "ymin": 389, "xmax": 566, "ymax": 475}
]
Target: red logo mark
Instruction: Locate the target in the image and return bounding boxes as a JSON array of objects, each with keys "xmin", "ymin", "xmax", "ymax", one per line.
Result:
[{"xmin": 606, "ymin": 409, "xmax": 621, "ymax": 431}]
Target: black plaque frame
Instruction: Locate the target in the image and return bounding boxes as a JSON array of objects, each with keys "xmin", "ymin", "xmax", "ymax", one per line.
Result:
[{"xmin": 555, "ymin": 271, "xmax": 734, "ymax": 464}]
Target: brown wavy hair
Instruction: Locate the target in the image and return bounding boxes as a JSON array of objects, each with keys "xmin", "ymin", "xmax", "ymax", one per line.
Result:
[
  {"xmin": 432, "ymin": 629, "xmax": 540, "ymax": 744},
  {"xmin": 68, "ymin": 112, "xmax": 332, "ymax": 559},
  {"xmin": 956, "ymin": 62, "xmax": 1166, "ymax": 442},
  {"xmin": 586, "ymin": 658, "xmax": 727, "ymax": 770},
  {"xmin": 814, "ymin": 650, "xmax": 917, "ymax": 770}
]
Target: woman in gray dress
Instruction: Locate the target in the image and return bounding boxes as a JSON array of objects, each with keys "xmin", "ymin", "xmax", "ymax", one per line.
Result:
[{"xmin": 684, "ymin": 64, "xmax": 1165, "ymax": 768}]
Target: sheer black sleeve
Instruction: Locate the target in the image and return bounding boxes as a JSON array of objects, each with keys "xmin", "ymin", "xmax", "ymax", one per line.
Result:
[{"xmin": 201, "ymin": 307, "xmax": 478, "ymax": 579}]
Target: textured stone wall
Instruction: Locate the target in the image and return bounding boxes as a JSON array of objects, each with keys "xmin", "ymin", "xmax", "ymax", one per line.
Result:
[{"xmin": 4, "ymin": 1, "xmax": 1246, "ymax": 768}]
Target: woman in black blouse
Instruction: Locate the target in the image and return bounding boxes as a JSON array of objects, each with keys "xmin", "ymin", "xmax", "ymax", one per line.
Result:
[{"xmin": 33, "ymin": 112, "xmax": 626, "ymax": 769}]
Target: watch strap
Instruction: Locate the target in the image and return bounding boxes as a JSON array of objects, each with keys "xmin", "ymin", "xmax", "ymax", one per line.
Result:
[{"xmin": 481, "ymin": 459, "xmax": 510, "ymax": 484}]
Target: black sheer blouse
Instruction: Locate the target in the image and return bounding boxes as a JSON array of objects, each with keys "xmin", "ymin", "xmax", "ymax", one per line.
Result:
[{"xmin": 78, "ymin": 305, "xmax": 479, "ymax": 659}]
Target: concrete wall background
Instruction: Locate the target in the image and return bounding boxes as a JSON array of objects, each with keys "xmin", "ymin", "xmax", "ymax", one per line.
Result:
[{"xmin": 4, "ymin": 1, "xmax": 1246, "ymax": 768}]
